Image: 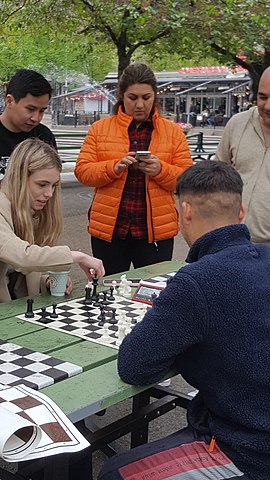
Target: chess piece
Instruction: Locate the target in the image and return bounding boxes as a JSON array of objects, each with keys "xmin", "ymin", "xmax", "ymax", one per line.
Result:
[
  {"xmin": 109, "ymin": 308, "xmax": 117, "ymax": 325},
  {"xmin": 116, "ymin": 324, "xmax": 126, "ymax": 346},
  {"xmin": 38, "ymin": 307, "xmax": 50, "ymax": 324},
  {"xmin": 100, "ymin": 323, "xmax": 111, "ymax": 342},
  {"xmin": 91, "ymin": 275, "xmax": 99, "ymax": 301},
  {"xmin": 50, "ymin": 303, "xmax": 58, "ymax": 319},
  {"xmin": 25, "ymin": 299, "xmax": 34, "ymax": 318},
  {"xmin": 108, "ymin": 286, "xmax": 115, "ymax": 301},
  {"xmin": 111, "ymin": 280, "xmax": 118, "ymax": 296},
  {"xmin": 84, "ymin": 283, "xmax": 92, "ymax": 305},
  {"xmin": 122, "ymin": 280, "xmax": 132, "ymax": 298},
  {"xmin": 101, "ymin": 290, "xmax": 110, "ymax": 305}
]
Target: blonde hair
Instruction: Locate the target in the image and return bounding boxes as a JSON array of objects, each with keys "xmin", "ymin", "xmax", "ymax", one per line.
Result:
[{"xmin": 1, "ymin": 138, "xmax": 63, "ymax": 246}]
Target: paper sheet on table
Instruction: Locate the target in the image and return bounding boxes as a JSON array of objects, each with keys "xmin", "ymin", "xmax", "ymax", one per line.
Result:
[{"xmin": 0, "ymin": 383, "xmax": 89, "ymax": 462}]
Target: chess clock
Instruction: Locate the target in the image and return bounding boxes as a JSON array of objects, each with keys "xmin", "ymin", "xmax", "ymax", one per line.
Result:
[{"xmin": 132, "ymin": 282, "xmax": 164, "ymax": 305}]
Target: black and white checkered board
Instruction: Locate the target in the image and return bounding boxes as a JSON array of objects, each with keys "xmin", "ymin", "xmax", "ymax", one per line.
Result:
[
  {"xmin": 142, "ymin": 272, "xmax": 176, "ymax": 288},
  {"xmin": 0, "ymin": 340, "xmax": 82, "ymax": 390},
  {"xmin": 17, "ymin": 296, "xmax": 150, "ymax": 349}
]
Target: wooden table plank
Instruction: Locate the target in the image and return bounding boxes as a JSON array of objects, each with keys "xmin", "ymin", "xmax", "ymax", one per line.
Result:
[
  {"xmin": 42, "ymin": 360, "xmax": 148, "ymax": 423},
  {"xmin": 0, "ymin": 317, "xmax": 44, "ymax": 340},
  {"xmin": 43, "ymin": 341, "xmax": 117, "ymax": 370}
]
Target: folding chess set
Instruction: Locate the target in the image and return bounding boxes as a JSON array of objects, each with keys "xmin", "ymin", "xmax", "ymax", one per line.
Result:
[
  {"xmin": 16, "ymin": 273, "xmax": 176, "ymax": 350},
  {"xmin": 0, "ymin": 340, "xmax": 82, "ymax": 390}
]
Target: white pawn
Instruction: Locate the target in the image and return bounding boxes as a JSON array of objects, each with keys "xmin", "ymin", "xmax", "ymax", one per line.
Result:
[
  {"xmin": 101, "ymin": 323, "xmax": 112, "ymax": 342},
  {"xmin": 112, "ymin": 280, "xmax": 118, "ymax": 296}
]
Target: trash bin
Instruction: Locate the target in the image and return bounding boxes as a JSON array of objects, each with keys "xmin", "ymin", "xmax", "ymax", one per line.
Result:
[
  {"xmin": 181, "ymin": 113, "xmax": 188, "ymax": 123},
  {"xmin": 190, "ymin": 113, "xmax": 197, "ymax": 127}
]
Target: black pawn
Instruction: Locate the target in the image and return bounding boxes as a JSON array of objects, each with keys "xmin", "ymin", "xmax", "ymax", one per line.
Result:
[
  {"xmin": 25, "ymin": 299, "xmax": 34, "ymax": 318},
  {"xmin": 50, "ymin": 303, "xmax": 58, "ymax": 319},
  {"xmin": 108, "ymin": 287, "xmax": 115, "ymax": 301},
  {"xmin": 109, "ymin": 308, "xmax": 117, "ymax": 325},
  {"xmin": 101, "ymin": 290, "xmax": 110, "ymax": 305},
  {"xmin": 98, "ymin": 304, "xmax": 105, "ymax": 320},
  {"xmin": 38, "ymin": 307, "xmax": 50, "ymax": 324}
]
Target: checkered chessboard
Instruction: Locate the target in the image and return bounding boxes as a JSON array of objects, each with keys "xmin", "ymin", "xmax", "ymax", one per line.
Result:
[
  {"xmin": 0, "ymin": 383, "xmax": 88, "ymax": 460},
  {"xmin": 0, "ymin": 340, "xmax": 82, "ymax": 390},
  {"xmin": 141, "ymin": 272, "xmax": 176, "ymax": 288},
  {"xmin": 17, "ymin": 296, "xmax": 150, "ymax": 350}
]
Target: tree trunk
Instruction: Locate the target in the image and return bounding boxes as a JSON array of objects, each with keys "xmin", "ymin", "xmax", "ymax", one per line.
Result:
[{"xmin": 117, "ymin": 43, "xmax": 132, "ymax": 78}]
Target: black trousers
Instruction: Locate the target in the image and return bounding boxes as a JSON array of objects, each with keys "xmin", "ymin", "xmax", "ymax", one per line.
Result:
[{"xmin": 91, "ymin": 234, "xmax": 174, "ymax": 276}]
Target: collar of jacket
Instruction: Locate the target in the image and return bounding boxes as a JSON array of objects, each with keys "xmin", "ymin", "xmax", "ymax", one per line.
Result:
[
  {"xmin": 116, "ymin": 105, "xmax": 160, "ymax": 130},
  {"xmin": 186, "ymin": 224, "xmax": 251, "ymax": 263}
]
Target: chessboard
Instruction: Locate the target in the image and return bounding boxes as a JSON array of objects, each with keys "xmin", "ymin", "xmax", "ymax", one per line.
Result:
[
  {"xmin": 0, "ymin": 383, "xmax": 89, "ymax": 460},
  {"xmin": 141, "ymin": 272, "xmax": 176, "ymax": 288},
  {"xmin": 0, "ymin": 340, "xmax": 82, "ymax": 390},
  {"xmin": 16, "ymin": 295, "xmax": 150, "ymax": 350}
]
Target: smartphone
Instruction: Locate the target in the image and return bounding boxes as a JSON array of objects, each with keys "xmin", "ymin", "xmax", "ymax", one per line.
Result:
[
  {"xmin": 103, "ymin": 278, "xmax": 141, "ymax": 287},
  {"xmin": 135, "ymin": 151, "xmax": 151, "ymax": 162}
]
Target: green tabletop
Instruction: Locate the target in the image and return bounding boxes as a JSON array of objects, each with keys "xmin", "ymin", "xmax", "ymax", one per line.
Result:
[{"xmin": 0, "ymin": 261, "xmax": 184, "ymax": 422}]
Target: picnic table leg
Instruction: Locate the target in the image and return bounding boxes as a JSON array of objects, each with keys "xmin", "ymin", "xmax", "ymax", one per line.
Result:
[{"xmin": 130, "ymin": 390, "xmax": 151, "ymax": 448}]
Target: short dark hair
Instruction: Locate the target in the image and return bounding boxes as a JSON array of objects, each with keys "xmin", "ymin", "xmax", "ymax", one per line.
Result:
[
  {"xmin": 113, "ymin": 62, "xmax": 158, "ymax": 114},
  {"xmin": 6, "ymin": 69, "xmax": 53, "ymax": 101},
  {"xmin": 176, "ymin": 160, "xmax": 243, "ymax": 197}
]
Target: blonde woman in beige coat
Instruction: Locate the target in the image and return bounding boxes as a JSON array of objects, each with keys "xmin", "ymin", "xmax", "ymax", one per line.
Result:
[{"xmin": 0, "ymin": 138, "xmax": 104, "ymax": 302}]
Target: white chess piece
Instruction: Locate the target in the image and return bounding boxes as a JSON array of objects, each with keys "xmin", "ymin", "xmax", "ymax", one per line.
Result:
[
  {"xmin": 122, "ymin": 279, "xmax": 132, "ymax": 298},
  {"xmin": 116, "ymin": 324, "xmax": 126, "ymax": 346},
  {"xmin": 101, "ymin": 323, "xmax": 112, "ymax": 342},
  {"xmin": 119, "ymin": 274, "xmax": 127, "ymax": 295},
  {"xmin": 112, "ymin": 280, "xmax": 118, "ymax": 295}
]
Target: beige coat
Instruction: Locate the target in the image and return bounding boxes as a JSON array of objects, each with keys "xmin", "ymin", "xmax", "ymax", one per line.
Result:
[
  {"xmin": 215, "ymin": 107, "xmax": 270, "ymax": 245},
  {"xmin": 0, "ymin": 192, "xmax": 72, "ymax": 303}
]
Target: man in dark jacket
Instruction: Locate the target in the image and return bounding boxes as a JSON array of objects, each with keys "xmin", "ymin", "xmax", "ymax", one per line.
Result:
[
  {"xmin": 99, "ymin": 161, "xmax": 269, "ymax": 480},
  {"xmin": 0, "ymin": 69, "xmax": 56, "ymax": 176}
]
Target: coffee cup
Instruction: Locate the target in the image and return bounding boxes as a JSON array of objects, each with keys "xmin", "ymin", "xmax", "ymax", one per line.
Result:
[{"xmin": 48, "ymin": 271, "xmax": 69, "ymax": 297}]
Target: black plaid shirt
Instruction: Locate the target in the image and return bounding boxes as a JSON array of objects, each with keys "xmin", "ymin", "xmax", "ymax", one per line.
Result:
[{"xmin": 114, "ymin": 118, "xmax": 153, "ymax": 240}]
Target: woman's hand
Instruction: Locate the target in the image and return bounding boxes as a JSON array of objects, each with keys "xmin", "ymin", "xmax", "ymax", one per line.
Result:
[
  {"xmin": 114, "ymin": 152, "xmax": 137, "ymax": 174},
  {"xmin": 65, "ymin": 276, "xmax": 72, "ymax": 295},
  {"xmin": 137, "ymin": 154, "xmax": 161, "ymax": 177},
  {"xmin": 71, "ymin": 251, "xmax": 105, "ymax": 280}
]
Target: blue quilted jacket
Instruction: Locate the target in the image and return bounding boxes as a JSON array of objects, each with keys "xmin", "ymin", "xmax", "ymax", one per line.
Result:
[{"xmin": 118, "ymin": 224, "xmax": 270, "ymax": 479}]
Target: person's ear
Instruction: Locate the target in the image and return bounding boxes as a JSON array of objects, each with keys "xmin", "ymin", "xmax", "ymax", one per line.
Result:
[
  {"xmin": 239, "ymin": 204, "xmax": 245, "ymax": 223},
  {"xmin": 6, "ymin": 94, "xmax": 15, "ymax": 107},
  {"xmin": 181, "ymin": 201, "xmax": 192, "ymax": 224}
]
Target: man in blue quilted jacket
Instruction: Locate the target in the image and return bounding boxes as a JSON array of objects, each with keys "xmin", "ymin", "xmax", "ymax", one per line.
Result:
[{"xmin": 98, "ymin": 161, "xmax": 269, "ymax": 480}]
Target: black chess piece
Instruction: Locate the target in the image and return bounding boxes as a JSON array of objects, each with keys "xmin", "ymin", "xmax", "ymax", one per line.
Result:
[
  {"xmin": 91, "ymin": 275, "xmax": 99, "ymax": 301},
  {"xmin": 108, "ymin": 287, "xmax": 115, "ymax": 301},
  {"xmin": 109, "ymin": 308, "xmax": 118, "ymax": 325},
  {"xmin": 84, "ymin": 285, "xmax": 92, "ymax": 305},
  {"xmin": 101, "ymin": 290, "xmax": 110, "ymax": 305},
  {"xmin": 98, "ymin": 305, "xmax": 106, "ymax": 320},
  {"xmin": 93, "ymin": 293, "xmax": 100, "ymax": 307},
  {"xmin": 50, "ymin": 303, "xmax": 58, "ymax": 319},
  {"xmin": 38, "ymin": 306, "xmax": 51, "ymax": 324},
  {"xmin": 25, "ymin": 299, "xmax": 34, "ymax": 318}
]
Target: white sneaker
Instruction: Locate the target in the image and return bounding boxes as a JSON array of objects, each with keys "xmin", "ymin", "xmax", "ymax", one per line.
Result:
[{"xmin": 158, "ymin": 378, "xmax": 171, "ymax": 387}]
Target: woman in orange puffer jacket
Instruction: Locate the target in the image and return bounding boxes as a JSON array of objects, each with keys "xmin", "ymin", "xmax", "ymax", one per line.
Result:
[{"xmin": 75, "ymin": 63, "xmax": 192, "ymax": 275}]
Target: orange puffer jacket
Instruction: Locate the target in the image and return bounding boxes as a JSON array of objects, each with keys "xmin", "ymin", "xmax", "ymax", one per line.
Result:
[{"xmin": 74, "ymin": 107, "xmax": 193, "ymax": 243}]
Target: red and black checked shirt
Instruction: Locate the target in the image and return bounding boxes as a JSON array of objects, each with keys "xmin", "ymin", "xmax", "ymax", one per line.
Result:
[{"xmin": 114, "ymin": 118, "xmax": 154, "ymax": 240}]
